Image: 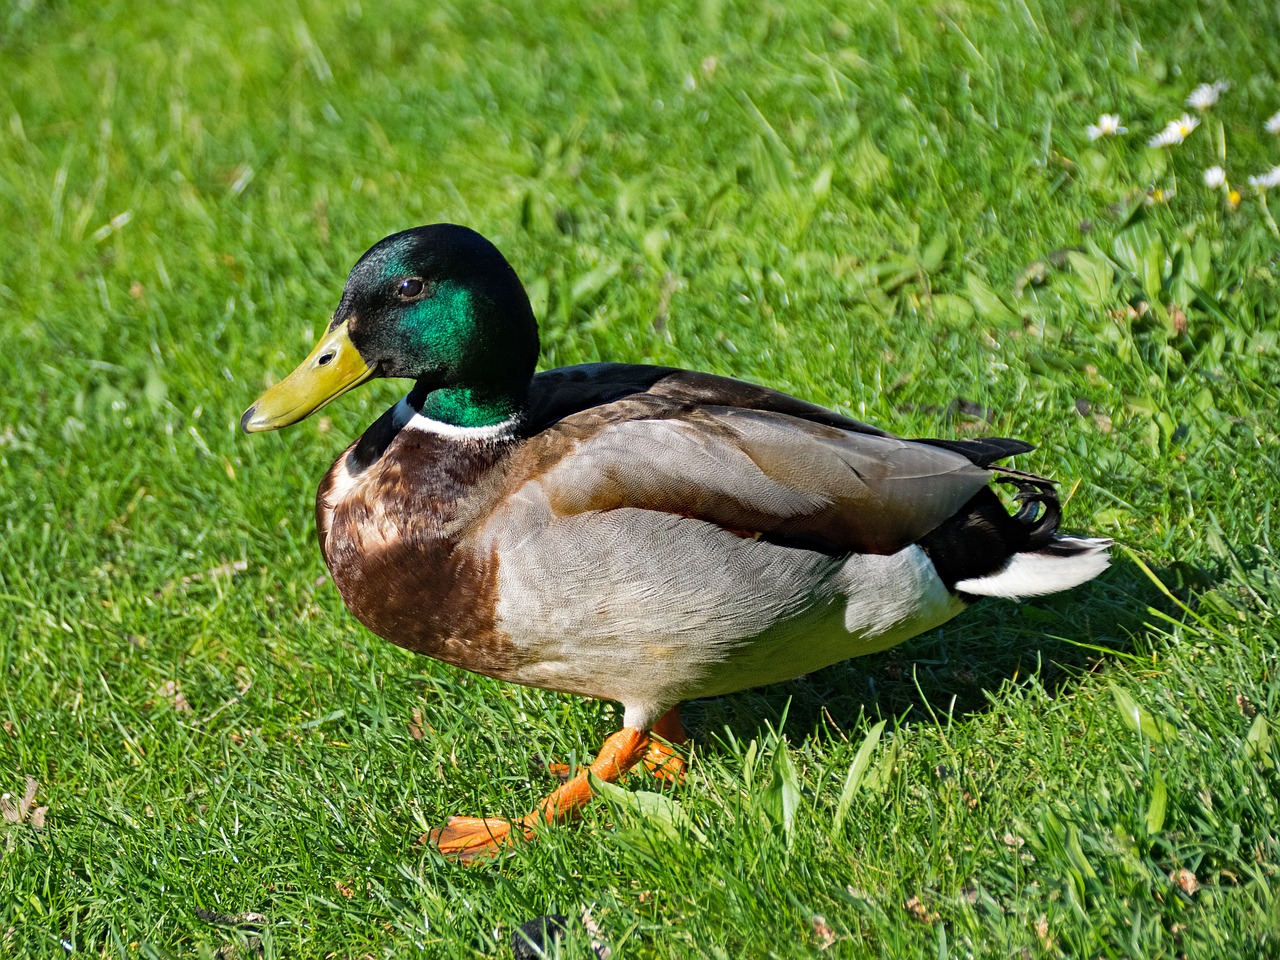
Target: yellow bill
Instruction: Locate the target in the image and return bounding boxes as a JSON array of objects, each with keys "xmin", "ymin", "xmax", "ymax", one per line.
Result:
[{"xmin": 241, "ymin": 320, "xmax": 376, "ymax": 433}]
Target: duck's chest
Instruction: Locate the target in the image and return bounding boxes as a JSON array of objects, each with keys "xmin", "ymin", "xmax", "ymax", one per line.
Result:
[{"xmin": 314, "ymin": 428, "xmax": 521, "ymax": 675}]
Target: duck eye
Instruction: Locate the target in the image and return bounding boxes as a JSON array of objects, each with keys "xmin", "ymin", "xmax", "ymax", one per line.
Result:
[{"xmin": 397, "ymin": 277, "xmax": 426, "ymax": 300}]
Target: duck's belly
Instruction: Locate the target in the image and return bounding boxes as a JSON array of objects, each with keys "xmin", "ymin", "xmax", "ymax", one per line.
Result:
[{"xmin": 484, "ymin": 508, "xmax": 965, "ymax": 728}]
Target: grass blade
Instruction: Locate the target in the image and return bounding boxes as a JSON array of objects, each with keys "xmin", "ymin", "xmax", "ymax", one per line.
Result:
[{"xmin": 833, "ymin": 720, "xmax": 887, "ymax": 833}]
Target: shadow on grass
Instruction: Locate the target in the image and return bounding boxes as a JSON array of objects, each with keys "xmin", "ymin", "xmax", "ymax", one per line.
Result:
[{"xmin": 684, "ymin": 554, "xmax": 1207, "ymax": 746}]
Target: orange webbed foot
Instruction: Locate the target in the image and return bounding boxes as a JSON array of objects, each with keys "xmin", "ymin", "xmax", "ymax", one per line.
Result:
[
  {"xmin": 425, "ymin": 816, "xmax": 531, "ymax": 862},
  {"xmin": 427, "ymin": 714, "xmax": 687, "ymax": 863},
  {"xmin": 643, "ymin": 706, "xmax": 689, "ymax": 783},
  {"xmin": 642, "ymin": 738, "xmax": 686, "ymax": 782},
  {"xmin": 542, "ymin": 761, "xmax": 573, "ymax": 783}
]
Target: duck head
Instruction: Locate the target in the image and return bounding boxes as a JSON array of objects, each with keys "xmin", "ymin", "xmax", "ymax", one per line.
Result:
[{"xmin": 241, "ymin": 224, "xmax": 540, "ymax": 433}]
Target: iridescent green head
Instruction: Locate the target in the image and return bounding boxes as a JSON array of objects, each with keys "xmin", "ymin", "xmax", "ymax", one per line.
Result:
[{"xmin": 241, "ymin": 224, "xmax": 540, "ymax": 432}]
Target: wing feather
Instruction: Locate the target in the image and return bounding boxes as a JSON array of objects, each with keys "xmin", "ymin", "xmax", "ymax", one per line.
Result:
[{"xmin": 515, "ymin": 366, "xmax": 998, "ymax": 555}]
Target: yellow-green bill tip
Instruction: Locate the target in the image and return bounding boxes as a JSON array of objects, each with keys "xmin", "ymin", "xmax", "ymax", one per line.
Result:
[{"xmin": 241, "ymin": 321, "xmax": 376, "ymax": 433}]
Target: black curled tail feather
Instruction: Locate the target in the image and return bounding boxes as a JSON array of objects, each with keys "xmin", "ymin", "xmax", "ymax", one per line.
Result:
[
  {"xmin": 917, "ymin": 468, "xmax": 1067, "ymax": 591},
  {"xmin": 998, "ymin": 475, "xmax": 1060, "ymax": 548}
]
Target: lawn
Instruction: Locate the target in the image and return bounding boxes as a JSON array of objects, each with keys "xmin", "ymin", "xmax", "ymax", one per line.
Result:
[{"xmin": 2, "ymin": 0, "xmax": 1279, "ymax": 955}]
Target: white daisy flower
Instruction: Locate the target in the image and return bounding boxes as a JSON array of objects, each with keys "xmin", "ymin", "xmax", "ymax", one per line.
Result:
[
  {"xmin": 1186, "ymin": 81, "xmax": 1229, "ymax": 112},
  {"xmin": 1148, "ymin": 114, "xmax": 1200, "ymax": 148},
  {"xmin": 1203, "ymin": 166, "xmax": 1227, "ymax": 189},
  {"xmin": 1266, "ymin": 109, "xmax": 1280, "ymax": 135},
  {"xmin": 1248, "ymin": 165, "xmax": 1280, "ymax": 190},
  {"xmin": 1086, "ymin": 113, "xmax": 1127, "ymax": 141}
]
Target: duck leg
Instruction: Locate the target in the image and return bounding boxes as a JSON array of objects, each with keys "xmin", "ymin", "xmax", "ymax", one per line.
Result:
[
  {"xmin": 543, "ymin": 706, "xmax": 688, "ymax": 784},
  {"xmin": 429, "ymin": 726, "xmax": 652, "ymax": 862}
]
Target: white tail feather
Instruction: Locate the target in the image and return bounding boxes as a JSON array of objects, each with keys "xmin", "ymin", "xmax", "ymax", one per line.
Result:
[{"xmin": 954, "ymin": 536, "xmax": 1112, "ymax": 599}]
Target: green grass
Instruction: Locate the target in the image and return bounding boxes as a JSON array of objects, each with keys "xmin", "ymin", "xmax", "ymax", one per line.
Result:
[{"xmin": 2, "ymin": 0, "xmax": 1279, "ymax": 955}]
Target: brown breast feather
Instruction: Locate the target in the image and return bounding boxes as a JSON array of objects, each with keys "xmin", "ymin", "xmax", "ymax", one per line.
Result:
[{"xmin": 316, "ymin": 429, "xmax": 525, "ymax": 678}]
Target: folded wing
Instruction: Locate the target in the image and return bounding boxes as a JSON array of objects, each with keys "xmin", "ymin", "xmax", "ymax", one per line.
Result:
[{"xmin": 518, "ymin": 365, "xmax": 1010, "ymax": 555}]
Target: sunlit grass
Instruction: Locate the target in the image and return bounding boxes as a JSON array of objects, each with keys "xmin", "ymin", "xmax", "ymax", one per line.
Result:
[{"xmin": 2, "ymin": 0, "xmax": 1279, "ymax": 956}]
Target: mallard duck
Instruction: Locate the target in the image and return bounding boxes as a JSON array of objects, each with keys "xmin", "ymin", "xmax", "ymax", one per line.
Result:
[{"xmin": 242, "ymin": 224, "xmax": 1110, "ymax": 860}]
